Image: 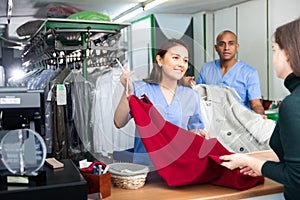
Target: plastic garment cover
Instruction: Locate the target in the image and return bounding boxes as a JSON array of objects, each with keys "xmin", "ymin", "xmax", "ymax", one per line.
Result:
[
  {"xmin": 91, "ymin": 67, "xmax": 135, "ymax": 156},
  {"xmin": 63, "ymin": 70, "xmax": 94, "ymax": 153},
  {"xmin": 68, "ymin": 11, "xmax": 111, "ymax": 22},
  {"xmin": 27, "ymin": 69, "xmax": 55, "ymax": 90},
  {"xmin": 63, "ymin": 68, "xmax": 134, "ymax": 159},
  {"xmin": 51, "ymin": 69, "xmax": 72, "ymax": 159},
  {"xmin": 128, "ymin": 94, "xmax": 264, "ymax": 190}
]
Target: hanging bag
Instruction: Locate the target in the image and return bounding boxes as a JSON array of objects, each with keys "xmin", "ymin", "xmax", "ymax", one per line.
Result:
[{"xmin": 128, "ymin": 94, "xmax": 264, "ymax": 190}]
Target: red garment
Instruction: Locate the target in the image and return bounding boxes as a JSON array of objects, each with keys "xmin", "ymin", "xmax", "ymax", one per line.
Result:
[
  {"xmin": 128, "ymin": 94, "xmax": 264, "ymax": 190},
  {"xmin": 79, "ymin": 161, "xmax": 106, "ymax": 173}
]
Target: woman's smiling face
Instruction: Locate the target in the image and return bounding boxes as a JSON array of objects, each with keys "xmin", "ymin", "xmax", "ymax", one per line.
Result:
[{"xmin": 158, "ymin": 45, "xmax": 189, "ymax": 81}]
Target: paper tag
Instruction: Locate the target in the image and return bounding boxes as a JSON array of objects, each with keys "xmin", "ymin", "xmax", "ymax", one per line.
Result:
[
  {"xmin": 56, "ymin": 84, "xmax": 67, "ymax": 105},
  {"xmin": 47, "ymin": 90, "xmax": 52, "ymax": 101},
  {"xmin": 79, "ymin": 159, "xmax": 93, "ymax": 169}
]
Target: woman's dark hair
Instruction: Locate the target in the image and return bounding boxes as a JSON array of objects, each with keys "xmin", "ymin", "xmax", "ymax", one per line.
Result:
[
  {"xmin": 143, "ymin": 39, "xmax": 191, "ymax": 87},
  {"xmin": 274, "ymin": 18, "xmax": 300, "ymax": 76}
]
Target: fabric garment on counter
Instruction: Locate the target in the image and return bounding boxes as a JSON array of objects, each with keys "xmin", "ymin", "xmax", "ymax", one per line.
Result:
[
  {"xmin": 128, "ymin": 94, "xmax": 264, "ymax": 190},
  {"xmin": 194, "ymin": 84, "xmax": 275, "ymax": 153},
  {"xmin": 131, "ymin": 80, "xmax": 204, "ymax": 166}
]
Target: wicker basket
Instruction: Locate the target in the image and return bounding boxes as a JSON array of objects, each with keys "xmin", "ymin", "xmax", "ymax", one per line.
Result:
[
  {"xmin": 108, "ymin": 162, "xmax": 149, "ymax": 190},
  {"xmin": 110, "ymin": 174, "xmax": 147, "ymax": 189}
]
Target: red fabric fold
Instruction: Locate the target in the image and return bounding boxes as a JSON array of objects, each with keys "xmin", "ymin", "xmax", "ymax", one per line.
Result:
[
  {"xmin": 79, "ymin": 161, "xmax": 106, "ymax": 173},
  {"xmin": 128, "ymin": 94, "xmax": 264, "ymax": 190}
]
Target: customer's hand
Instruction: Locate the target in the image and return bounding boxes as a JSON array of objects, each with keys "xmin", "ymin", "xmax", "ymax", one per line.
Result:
[
  {"xmin": 240, "ymin": 166, "xmax": 261, "ymax": 177},
  {"xmin": 219, "ymin": 154, "xmax": 263, "ymax": 177},
  {"xmin": 220, "ymin": 153, "xmax": 247, "ymax": 170}
]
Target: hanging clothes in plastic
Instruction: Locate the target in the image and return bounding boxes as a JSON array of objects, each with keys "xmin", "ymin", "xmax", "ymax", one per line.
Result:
[
  {"xmin": 28, "ymin": 68, "xmax": 58, "ymax": 154},
  {"xmin": 7, "ymin": 67, "xmax": 44, "ymax": 87},
  {"xmin": 62, "ymin": 69, "xmax": 94, "ymax": 159},
  {"xmin": 44, "ymin": 68, "xmax": 62, "ymax": 154},
  {"xmin": 51, "ymin": 68, "xmax": 71, "ymax": 159},
  {"xmin": 27, "ymin": 69, "xmax": 55, "ymax": 90},
  {"xmin": 60, "ymin": 66, "xmax": 134, "ymax": 160},
  {"xmin": 128, "ymin": 94, "xmax": 264, "ymax": 190},
  {"xmin": 91, "ymin": 67, "xmax": 135, "ymax": 156}
]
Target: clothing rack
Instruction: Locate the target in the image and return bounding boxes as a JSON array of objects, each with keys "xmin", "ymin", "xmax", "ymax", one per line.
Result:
[
  {"xmin": 16, "ymin": 18, "xmax": 131, "ymax": 159},
  {"xmin": 22, "ymin": 18, "xmax": 130, "ymax": 79}
]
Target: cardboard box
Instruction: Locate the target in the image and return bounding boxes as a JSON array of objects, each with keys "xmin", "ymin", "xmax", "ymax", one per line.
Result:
[{"xmin": 81, "ymin": 172, "xmax": 111, "ymax": 198}]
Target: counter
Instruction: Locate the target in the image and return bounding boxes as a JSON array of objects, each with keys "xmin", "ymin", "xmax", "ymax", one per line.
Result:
[
  {"xmin": 0, "ymin": 159, "xmax": 87, "ymax": 200},
  {"xmin": 106, "ymin": 150, "xmax": 283, "ymax": 200}
]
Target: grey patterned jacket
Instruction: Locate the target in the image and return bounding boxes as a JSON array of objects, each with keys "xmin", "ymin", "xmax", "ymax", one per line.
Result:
[{"xmin": 194, "ymin": 84, "xmax": 275, "ymax": 153}]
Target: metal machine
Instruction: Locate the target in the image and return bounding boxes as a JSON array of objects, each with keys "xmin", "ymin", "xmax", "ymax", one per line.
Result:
[{"xmin": 0, "ymin": 87, "xmax": 44, "ymax": 135}]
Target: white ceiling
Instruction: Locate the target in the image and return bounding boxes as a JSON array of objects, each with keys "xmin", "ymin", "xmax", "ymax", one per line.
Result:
[{"xmin": 0, "ymin": 0, "xmax": 250, "ymax": 39}]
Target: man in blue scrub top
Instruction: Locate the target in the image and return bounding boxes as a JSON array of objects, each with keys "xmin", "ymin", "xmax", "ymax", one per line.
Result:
[{"xmin": 196, "ymin": 30, "xmax": 265, "ymax": 115}]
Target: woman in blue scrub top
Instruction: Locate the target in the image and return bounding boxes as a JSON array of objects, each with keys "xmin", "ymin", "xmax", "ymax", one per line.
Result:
[{"xmin": 114, "ymin": 39, "xmax": 207, "ymax": 165}]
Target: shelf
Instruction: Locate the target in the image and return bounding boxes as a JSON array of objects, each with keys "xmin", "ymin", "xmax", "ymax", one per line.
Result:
[
  {"xmin": 28, "ymin": 18, "xmax": 130, "ymax": 42},
  {"xmin": 45, "ymin": 18, "xmax": 130, "ymax": 32}
]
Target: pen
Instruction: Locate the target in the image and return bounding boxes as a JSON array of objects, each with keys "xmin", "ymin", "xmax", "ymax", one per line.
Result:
[
  {"xmin": 116, "ymin": 58, "xmax": 129, "ymax": 96},
  {"xmin": 103, "ymin": 165, "xmax": 109, "ymax": 174},
  {"xmin": 98, "ymin": 164, "xmax": 102, "ymax": 175},
  {"xmin": 116, "ymin": 58, "xmax": 126, "ymax": 71}
]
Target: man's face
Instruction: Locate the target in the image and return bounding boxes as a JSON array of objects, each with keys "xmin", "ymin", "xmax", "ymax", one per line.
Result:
[{"xmin": 215, "ymin": 32, "xmax": 239, "ymax": 62}]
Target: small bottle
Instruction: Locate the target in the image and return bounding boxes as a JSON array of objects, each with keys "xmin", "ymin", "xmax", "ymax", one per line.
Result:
[
  {"xmin": 270, "ymin": 101, "xmax": 277, "ymax": 109},
  {"xmin": 92, "ymin": 165, "xmax": 99, "ymax": 174}
]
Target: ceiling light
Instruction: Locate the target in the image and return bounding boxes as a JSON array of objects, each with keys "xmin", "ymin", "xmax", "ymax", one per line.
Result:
[
  {"xmin": 113, "ymin": 0, "xmax": 168, "ymax": 23},
  {"xmin": 7, "ymin": 0, "xmax": 13, "ymax": 24},
  {"xmin": 114, "ymin": 7, "xmax": 144, "ymax": 23},
  {"xmin": 144, "ymin": 0, "xmax": 168, "ymax": 11}
]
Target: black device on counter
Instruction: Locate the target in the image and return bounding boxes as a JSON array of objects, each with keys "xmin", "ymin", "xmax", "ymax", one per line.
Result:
[
  {"xmin": 0, "ymin": 87, "xmax": 45, "ymax": 135},
  {"xmin": 0, "ymin": 88, "xmax": 47, "ymax": 189}
]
